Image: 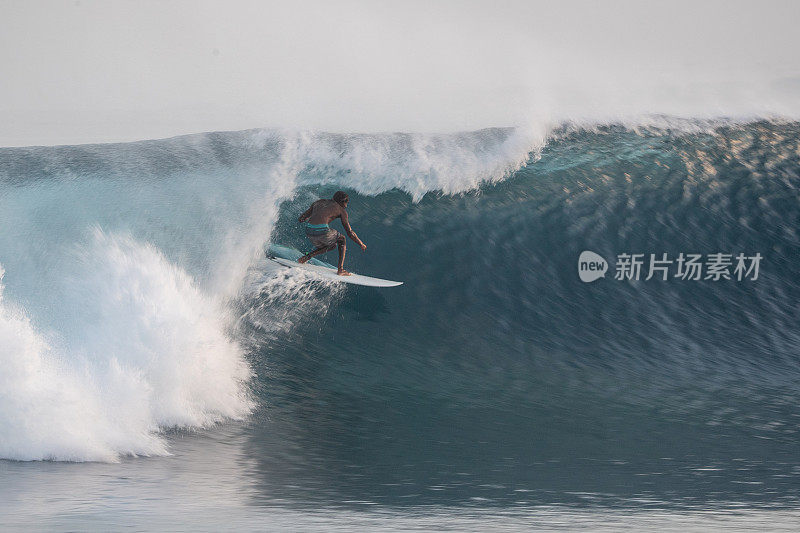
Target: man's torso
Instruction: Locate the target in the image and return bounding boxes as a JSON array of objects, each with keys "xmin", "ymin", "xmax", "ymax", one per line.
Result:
[{"xmin": 307, "ymin": 199, "xmax": 343, "ymax": 225}]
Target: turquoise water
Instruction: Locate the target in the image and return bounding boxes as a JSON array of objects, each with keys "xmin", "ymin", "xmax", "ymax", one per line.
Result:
[{"xmin": 1, "ymin": 121, "xmax": 799, "ymax": 529}]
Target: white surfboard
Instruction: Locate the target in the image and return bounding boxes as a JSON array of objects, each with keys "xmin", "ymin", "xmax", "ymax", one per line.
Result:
[{"xmin": 266, "ymin": 244, "xmax": 403, "ymax": 288}]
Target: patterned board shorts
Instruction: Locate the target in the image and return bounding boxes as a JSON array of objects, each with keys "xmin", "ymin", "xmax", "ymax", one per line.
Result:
[{"xmin": 306, "ymin": 228, "xmax": 342, "ymax": 251}]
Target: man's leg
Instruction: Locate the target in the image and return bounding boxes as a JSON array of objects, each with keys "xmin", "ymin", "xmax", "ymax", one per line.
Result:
[
  {"xmin": 298, "ymin": 246, "xmax": 328, "ymax": 264},
  {"xmin": 336, "ymin": 234, "xmax": 350, "ymax": 275}
]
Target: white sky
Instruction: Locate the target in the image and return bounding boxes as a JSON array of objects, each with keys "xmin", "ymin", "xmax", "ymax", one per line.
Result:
[{"xmin": 1, "ymin": 0, "xmax": 799, "ymax": 146}]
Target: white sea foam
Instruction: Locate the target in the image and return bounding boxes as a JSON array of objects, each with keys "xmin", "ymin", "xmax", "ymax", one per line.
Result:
[
  {"xmin": 0, "ymin": 230, "xmax": 253, "ymax": 462},
  {"xmin": 252, "ymin": 126, "xmax": 544, "ymax": 201}
]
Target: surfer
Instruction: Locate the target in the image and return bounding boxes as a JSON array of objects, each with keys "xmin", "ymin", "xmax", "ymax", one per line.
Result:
[{"xmin": 297, "ymin": 191, "xmax": 366, "ymax": 276}]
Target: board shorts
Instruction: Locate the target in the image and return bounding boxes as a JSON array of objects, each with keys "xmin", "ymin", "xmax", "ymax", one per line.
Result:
[{"xmin": 305, "ymin": 226, "xmax": 342, "ymax": 252}]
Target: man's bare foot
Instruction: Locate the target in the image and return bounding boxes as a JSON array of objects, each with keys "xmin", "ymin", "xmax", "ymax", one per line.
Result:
[
  {"xmin": 298, "ymin": 256, "xmax": 310, "ymax": 264},
  {"xmin": 337, "ymin": 269, "xmax": 351, "ymax": 276}
]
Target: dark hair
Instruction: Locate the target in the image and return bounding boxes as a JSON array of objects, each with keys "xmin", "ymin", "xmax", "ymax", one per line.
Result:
[{"xmin": 333, "ymin": 191, "xmax": 349, "ymax": 206}]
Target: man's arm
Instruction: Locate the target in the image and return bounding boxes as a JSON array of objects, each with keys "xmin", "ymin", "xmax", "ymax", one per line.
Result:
[
  {"xmin": 340, "ymin": 209, "xmax": 367, "ymax": 251},
  {"xmin": 298, "ymin": 202, "xmax": 315, "ymax": 223}
]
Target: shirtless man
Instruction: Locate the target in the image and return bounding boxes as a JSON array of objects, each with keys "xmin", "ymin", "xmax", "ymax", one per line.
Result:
[{"xmin": 297, "ymin": 191, "xmax": 366, "ymax": 276}]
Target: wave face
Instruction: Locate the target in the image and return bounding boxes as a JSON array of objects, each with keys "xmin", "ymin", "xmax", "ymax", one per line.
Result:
[
  {"xmin": 255, "ymin": 121, "xmax": 800, "ymax": 506},
  {"xmin": 1, "ymin": 120, "xmax": 799, "ymax": 505}
]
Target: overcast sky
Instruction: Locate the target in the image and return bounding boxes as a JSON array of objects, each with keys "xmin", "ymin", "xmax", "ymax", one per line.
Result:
[{"xmin": 1, "ymin": 0, "xmax": 799, "ymax": 146}]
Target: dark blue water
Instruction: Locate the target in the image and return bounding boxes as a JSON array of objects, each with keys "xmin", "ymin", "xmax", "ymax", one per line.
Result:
[{"xmin": 254, "ymin": 121, "xmax": 800, "ymax": 508}]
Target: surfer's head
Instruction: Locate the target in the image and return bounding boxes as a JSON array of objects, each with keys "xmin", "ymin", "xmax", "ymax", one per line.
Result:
[{"xmin": 333, "ymin": 191, "xmax": 349, "ymax": 207}]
